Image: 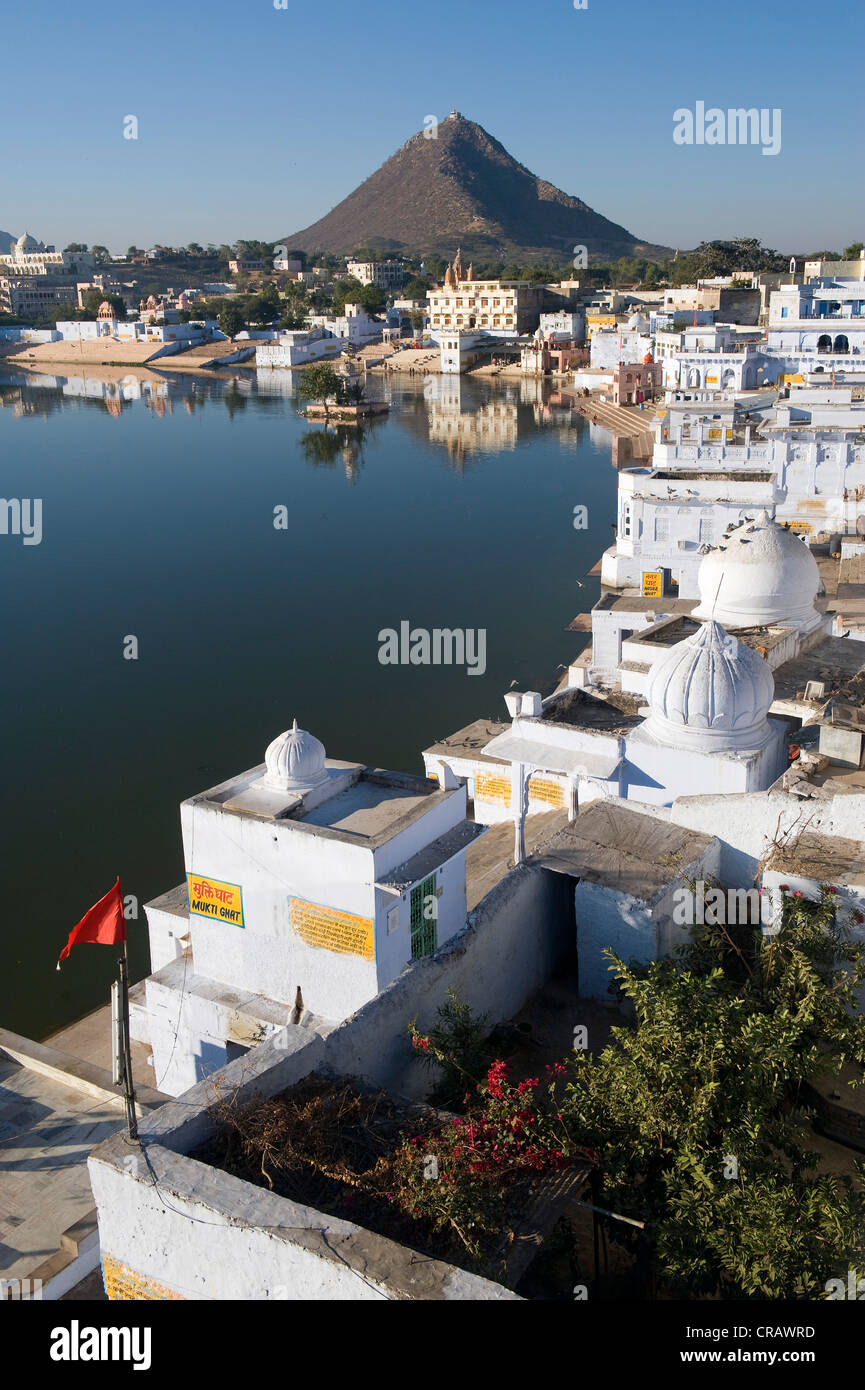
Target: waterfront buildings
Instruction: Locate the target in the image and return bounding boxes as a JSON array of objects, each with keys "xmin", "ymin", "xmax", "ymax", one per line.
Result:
[{"xmin": 428, "ymin": 250, "xmax": 546, "ymax": 337}]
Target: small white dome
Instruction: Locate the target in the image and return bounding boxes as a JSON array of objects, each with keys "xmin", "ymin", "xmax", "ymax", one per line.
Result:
[
  {"xmin": 644, "ymin": 619, "xmax": 775, "ymax": 752},
  {"xmin": 692, "ymin": 511, "xmax": 821, "ymax": 632},
  {"xmin": 263, "ymin": 719, "xmax": 327, "ymax": 791},
  {"xmin": 16, "ymin": 231, "xmax": 39, "ymax": 253}
]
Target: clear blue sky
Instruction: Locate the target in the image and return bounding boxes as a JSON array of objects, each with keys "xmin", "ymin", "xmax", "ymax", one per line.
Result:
[{"xmin": 2, "ymin": 0, "xmax": 860, "ymax": 256}]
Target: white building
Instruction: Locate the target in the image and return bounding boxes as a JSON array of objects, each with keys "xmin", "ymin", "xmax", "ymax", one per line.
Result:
[
  {"xmin": 346, "ymin": 259, "xmax": 405, "ymax": 290},
  {"xmin": 768, "ymin": 280, "xmax": 865, "ymax": 356},
  {"xmin": 307, "ymin": 303, "xmax": 382, "ymax": 346},
  {"xmin": 137, "ymin": 721, "xmax": 484, "ymax": 1095},
  {"xmin": 255, "ymin": 327, "xmax": 344, "ymax": 367}
]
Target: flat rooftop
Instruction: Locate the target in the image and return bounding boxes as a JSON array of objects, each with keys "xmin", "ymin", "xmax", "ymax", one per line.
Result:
[
  {"xmin": 771, "ymin": 636, "xmax": 865, "ymax": 708},
  {"xmin": 766, "ymin": 830, "xmax": 865, "ymax": 885},
  {"xmin": 296, "ymin": 772, "xmax": 439, "ymax": 842},
  {"xmin": 529, "ymin": 801, "xmax": 715, "ymax": 902},
  {"xmin": 193, "ymin": 763, "xmax": 450, "ymax": 850},
  {"xmin": 424, "ymin": 718, "xmax": 510, "ymax": 767},
  {"xmin": 541, "ymin": 687, "xmax": 644, "ymax": 734},
  {"xmin": 591, "ymin": 592, "xmax": 697, "ymax": 616}
]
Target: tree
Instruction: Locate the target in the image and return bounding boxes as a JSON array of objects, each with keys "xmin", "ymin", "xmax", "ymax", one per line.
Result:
[
  {"xmin": 563, "ymin": 888, "xmax": 865, "ymax": 1298},
  {"xmin": 126, "ymin": 246, "xmax": 142, "ymax": 260},
  {"xmin": 332, "ymin": 275, "xmax": 364, "ymax": 315},
  {"xmin": 403, "ymin": 276, "xmax": 431, "ymax": 300},
  {"xmin": 358, "ymin": 283, "xmax": 385, "ymax": 316},
  {"xmin": 90, "ymin": 245, "xmax": 110, "ymax": 262},
  {"xmin": 187, "ymin": 242, "xmax": 204, "ymax": 256},
  {"xmin": 64, "ymin": 242, "xmax": 88, "ymax": 253},
  {"xmin": 83, "ymin": 290, "xmax": 127, "ymax": 319},
  {"xmin": 279, "ymin": 310, "xmax": 307, "ymax": 331},
  {"xmin": 843, "ymin": 242, "xmax": 863, "ymax": 260},
  {"xmin": 217, "ymin": 303, "xmax": 246, "ymax": 337},
  {"xmin": 296, "ymin": 363, "xmax": 343, "ymax": 419}
]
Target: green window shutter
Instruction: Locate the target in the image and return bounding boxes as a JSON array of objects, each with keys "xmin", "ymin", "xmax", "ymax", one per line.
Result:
[{"xmin": 410, "ymin": 874, "xmax": 438, "ymax": 959}]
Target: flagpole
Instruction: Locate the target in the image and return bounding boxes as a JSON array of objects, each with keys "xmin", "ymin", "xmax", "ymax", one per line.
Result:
[{"xmin": 114, "ymin": 942, "xmax": 139, "ymax": 1141}]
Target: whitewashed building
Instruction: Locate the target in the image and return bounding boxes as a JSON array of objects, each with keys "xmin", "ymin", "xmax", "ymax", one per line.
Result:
[{"xmin": 137, "ymin": 721, "xmax": 484, "ymax": 1096}]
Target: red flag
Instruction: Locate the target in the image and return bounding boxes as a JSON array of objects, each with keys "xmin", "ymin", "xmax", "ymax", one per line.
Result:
[{"xmin": 57, "ymin": 877, "xmax": 126, "ymax": 968}]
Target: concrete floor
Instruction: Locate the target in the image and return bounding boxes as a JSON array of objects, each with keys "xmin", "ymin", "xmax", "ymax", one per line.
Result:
[
  {"xmin": 465, "ymin": 810, "xmax": 568, "ymax": 911},
  {"xmin": 0, "ymin": 1056, "xmax": 123, "ymax": 1285}
]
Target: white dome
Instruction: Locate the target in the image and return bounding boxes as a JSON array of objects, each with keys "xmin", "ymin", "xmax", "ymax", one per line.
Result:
[
  {"xmin": 16, "ymin": 231, "xmax": 39, "ymax": 253},
  {"xmin": 626, "ymin": 311, "xmax": 649, "ymax": 333},
  {"xmin": 644, "ymin": 619, "xmax": 775, "ymax": 752},
  {"xmin": 692, "ymin": 511, "xmax": 820, "ymax": 633},
  {"xmin": 263, "ymin": 719, "xmax": 327, "ymax": 791}
]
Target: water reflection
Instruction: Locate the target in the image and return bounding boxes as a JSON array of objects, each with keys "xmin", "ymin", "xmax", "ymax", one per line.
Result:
[{"xmin": 0, "ymin": 364, "xmax": 590, "ymax": 463}]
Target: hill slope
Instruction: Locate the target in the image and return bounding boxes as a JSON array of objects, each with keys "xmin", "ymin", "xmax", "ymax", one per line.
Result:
[{"xmin": 281, "ymin": 114, "xmax": 669, "ymax": 264}]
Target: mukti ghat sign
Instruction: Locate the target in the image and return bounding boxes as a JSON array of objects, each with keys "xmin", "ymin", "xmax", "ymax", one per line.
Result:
[{"xmin": 187, "ymin": 874, "xmax": 245, "ymax": 927}]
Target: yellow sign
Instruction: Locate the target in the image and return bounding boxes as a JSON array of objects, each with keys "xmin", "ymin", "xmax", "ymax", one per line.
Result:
[
  {"xmin": 475, "ymin": 772, "xmax": 512, "ymax": 806},
  {"xmin": 787, "ymin": 520, "xmax": 812, "ymax": 533},
  {"xmin": 642, "ymin": 571, "xmax": 663, "ymax": 598},
  {"xmin": 187, "ymin": 874, "xmax": 245, "ymax": 927},
  {"xmin": 291, "ymin": 898, "xmax": 375, "ymax": 960},
  {"xmin": 528, "ymin": 776, "xmax": 565, "ymax": 807}
]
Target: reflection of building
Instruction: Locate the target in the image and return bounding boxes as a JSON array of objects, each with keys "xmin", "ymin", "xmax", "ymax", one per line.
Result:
[{"xmin": 424, "ymin": 377, "xmax": 519, "ymax": 459}]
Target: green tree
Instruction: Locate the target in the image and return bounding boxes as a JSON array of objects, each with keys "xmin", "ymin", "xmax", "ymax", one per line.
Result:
[
  {"xmin": 83, "ymin": 290, "xmax": 127, "ymax": 319},
  {"xmin": 296, "ymin": 362, "xmax": 343, "ymax": 419},
  {"xmin": 64, "ymin": 242, "xmax": 88, "ymax": 253},
  {"xmin": 90, "ymin": 245, "xmax": 111, "ymax": 262},
  {"xmin": 843, "ymin": 242, "xmax": 863, "ymax": 260},
  {"xmin": 332, "ymin": 275, "xmax": 364, "ymax": 315},
  {"xmin": 358, "ymin": 283, "xmax": 385, "ymax": 315},
  {"xmin": 217, "ymin": 302, "xmax": 246, "ymax": 337},
  {"xmin": 563, "ymin": 888, "xmax": 865, "ymax": 1298},
  {"xmin": 403, "ymin": 276, "xmax": 431, "ymax": 300}
]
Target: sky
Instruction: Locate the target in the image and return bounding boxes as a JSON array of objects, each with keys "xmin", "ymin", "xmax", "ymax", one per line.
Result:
[{"xmin": 2, "ymin": 0, "xmax": 861, "ymax": 257}]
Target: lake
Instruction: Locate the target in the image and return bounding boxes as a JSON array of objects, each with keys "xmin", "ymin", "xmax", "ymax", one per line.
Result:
[{"xmin": 0, "ymin": 366, "xmax": 616, "ymax": 1038}]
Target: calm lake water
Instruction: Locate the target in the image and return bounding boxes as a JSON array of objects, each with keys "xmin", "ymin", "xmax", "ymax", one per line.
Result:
[{"xmin": 0, "ymin": 366, "xmax": 617, "ymax": 1039}]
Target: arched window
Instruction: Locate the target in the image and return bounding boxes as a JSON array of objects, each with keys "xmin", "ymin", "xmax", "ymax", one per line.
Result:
[
  {"xmin": 817, "ymin": 334, "xmax": 832, "ymax": 353},
  {"xmin": 834, "ymin": 334, "xmax": 849, "ymax": 354}
]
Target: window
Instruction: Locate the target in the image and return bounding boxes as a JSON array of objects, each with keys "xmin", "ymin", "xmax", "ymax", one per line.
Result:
[
  {"xmin": 654, "ymin": 515, "xmax": 670, "ymax": 542},
  {"xmin": 387, "ymin": 904, "xmax": 400, "ymax": 935},
  {"xmin": 410, "ymin": 876, "xmax": 437, "ymax": 959}
]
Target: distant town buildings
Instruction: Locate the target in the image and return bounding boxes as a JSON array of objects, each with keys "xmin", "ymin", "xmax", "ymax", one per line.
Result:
[
  {"xmin": 0, "ymin": 232, "xmax": 96, "ymax": 316},
  {"xmin": 346, "ymin": 258, "xmax": 405, "ymax": 290}
]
